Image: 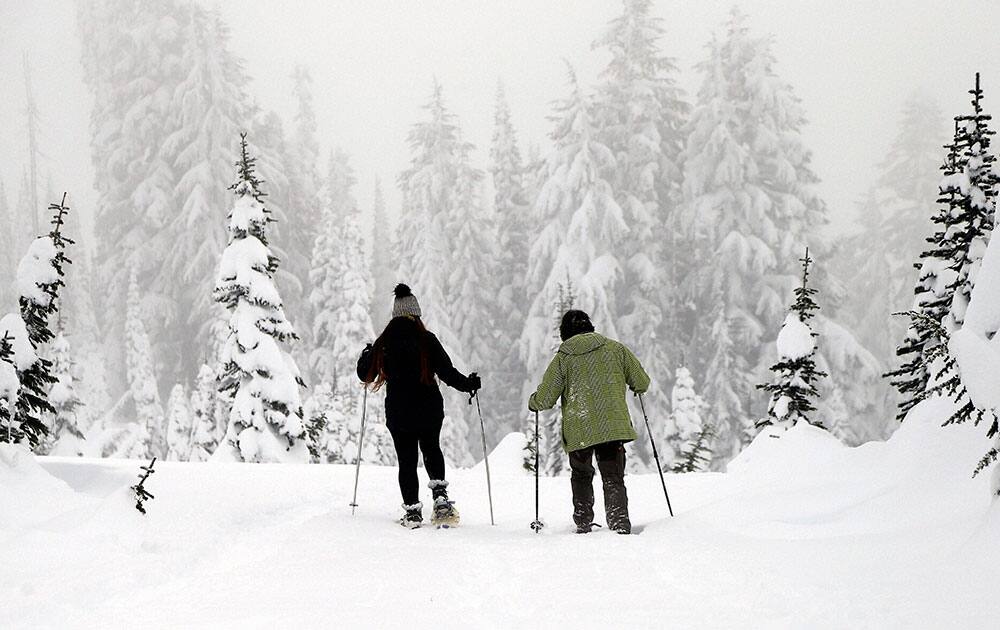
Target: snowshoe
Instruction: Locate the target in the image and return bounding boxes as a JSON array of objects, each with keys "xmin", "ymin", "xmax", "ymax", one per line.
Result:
[
  {"xmin": 575, "ymin": 522, "xmax": 603, "ymax": 534},
  {"xmin": 399, "ymin": 503, "xmax": 423, "ymax": 529},
  {"xmin": 431, "ymin": 496, "xmax": 460, "ymax": 529}
]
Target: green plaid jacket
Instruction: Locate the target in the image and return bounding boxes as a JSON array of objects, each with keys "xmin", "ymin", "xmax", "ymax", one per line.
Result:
[{"xmin": 528, "ymin": 333, "xmax": 650, "ymax": 452}]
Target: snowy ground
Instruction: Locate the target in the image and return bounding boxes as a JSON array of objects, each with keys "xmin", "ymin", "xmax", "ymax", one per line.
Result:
[{"xmin": 3, "ymin": 397, "xmax": 999, "ymax": 629}]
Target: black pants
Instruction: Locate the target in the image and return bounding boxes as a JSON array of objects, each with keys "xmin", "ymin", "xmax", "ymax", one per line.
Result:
[
  {"xmin": 388, "ymin": 421, "xmax": 446, "ymax": 506},
  {"xmin": 568, "ymin": 441, "xmax": 630, "ymax": 532}
]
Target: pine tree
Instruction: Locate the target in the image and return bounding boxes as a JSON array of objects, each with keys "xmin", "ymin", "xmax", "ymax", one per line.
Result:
[
  {"xmin": 77, "ymin": 0, "xmax": 190, "ymax": 400},
  {"xmin": 840, "ymin": 96, "xmax": 946, "ymax": 362},
  {"xmin": 370, "ymin": 177, "xmax": 395, "ymax": 329},
  {"xmin": 125, "ymin": 267, "xmax": 165, "ymax": 458},
  {"xmin": 889, "ymin": 75, "xmax": 998, "ymax": 421},
  {"xmin": 664, "ymin": 366, "xmax": 706, "ymax": 467},
  {"xmin": 188, "ymin": 364, "xmax": 225, "ymax": 461},
  {"xmin": 396, "ymin": 80, "xmax": 465, "ymax": 351},
  {"xmin": 165, "ymin": 384, "xmax": 193, "ymax": 460},
  {"xmin": 592, "ymin": 1, "xmax": 689, "ymax": 452},
  {"xmin": 682, "ymin": 9, "xmax": 827, "ymax": 461},
  {"xmin": 9, "ymin": 197, "xmax": 74, "ymax": 449},
  {"xmin": 490, "ymin": 80, "xmax": 531, "ymax": 441},
  {"xmin": 758, "ymin": 250, "xmax": 827, "ymax": 431},
  {"xmin": 212, "ymin": 134, "xmax": 308, "ymax": 463},
  {"xmin": 671, "ymin": 424, "xmax": 715, "ymax": 473},
  {"xmin": 160, "ymin": 6, "xmax": 251, "ymax": 386},
  {"xmin": 521, "ymin": 64, "xmax": 626, "ymax": 394},
  {"xmin": 39, "ymin": 322, "xmax": 86, "ymax": 456}
]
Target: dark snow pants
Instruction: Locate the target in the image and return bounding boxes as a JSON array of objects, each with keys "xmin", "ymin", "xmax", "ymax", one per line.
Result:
[
  {"xmin": 388, "ymin": 421, "xmax": 446, "ymax": 506},
  {"xmin": 568, "ymin": 440, "xmax": 630, "ymax": 533}
]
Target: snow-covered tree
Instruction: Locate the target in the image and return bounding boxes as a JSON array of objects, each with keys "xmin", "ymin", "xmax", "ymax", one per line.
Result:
[
  {"xmin": 758, "ymin": 250, "xmax": 827, "ymax": 431},
  {"xmin": 671, "ymin": 424, "xmax": 714, "ymax": 474},
  {"xmin": 188, "ymin": 364, "xmax": 225, "ymax": 461},
  {"xmin": 490, "ymin": 80, "xmax": 531, "ymax": 440},
  {"xmin": 0, "ymin": 181, "xmax": 14, "ymax": 310},
  {"xmin": 890, "ymin": 75, "xmax": 998, "ymax": 421},
  {"xmin": 839, "ymin": 96, "xmax": 946, "ymax": 363},
  {"xmin": 125, "ymin": 267, "xmax": 165, "ymax": 458},
  {"xmin": 9, "ymin": 197, "xmax": 74, "ymax": 449},
  {"xmin": 212, "ymin": 134, "xmax": 308, "ymax": 463},
  {"xmin": 40, "ymin": 324, "xmax": 86, "ymax": 456},
  {"xmin": 160, "ymin": 6, "xmax": 251, "ymax": 384},
  {"xmin": 681, "ymin": 9, "xmax": 827, "ymax": 460},
  {"xmin": 396, "ymin": 80, "xmax": 466, "ymax": 351},
  {"xmin": 664, "ymin": 366, "xmax": 706, "ymax": 466},
  {"xmin": 165, "ymin": 384, "xmax": 193, "ymax": 460},
  {"xmin": 370, "ymin": 177, "xmax": 395, "ymax": 329},
  {"xmin": 592, "ymin": 0, "xmax": 688, "ymax": 432},
  {"xmin": 521, "ymin": 64, "xmax": 626, "ymax": 392}
]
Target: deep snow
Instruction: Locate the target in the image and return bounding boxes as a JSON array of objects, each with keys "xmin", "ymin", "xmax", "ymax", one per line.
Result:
[{"xmin": 2, "ymin": 397, "xmax": 999, "ymax": 629}]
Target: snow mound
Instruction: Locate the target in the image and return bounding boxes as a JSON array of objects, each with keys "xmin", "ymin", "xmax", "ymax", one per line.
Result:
[
  {"xmin": 727, "ymin": 421, "xmax": 844, "ymax": 478},
  {"xmin": 775, "ymin": 312, "xmax": 815, "ymax": 359},
  {"xmin": 471, "ymin": 432, "xmax": 528, "ymax": 475},
  {"xmin": 0, "ymin": 444, "xmax": 81, "ymax": 529}
]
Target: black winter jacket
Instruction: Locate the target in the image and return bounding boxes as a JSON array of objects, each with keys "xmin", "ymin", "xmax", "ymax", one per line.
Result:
[{"xmin": 356, "ymin": 317, "xmax": 476, "ymax": 430}]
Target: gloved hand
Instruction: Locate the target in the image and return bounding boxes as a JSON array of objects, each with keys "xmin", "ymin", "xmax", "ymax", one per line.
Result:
[{"xmin": 467, "ymin": 372, "xmax": 482, "ymax": 393}]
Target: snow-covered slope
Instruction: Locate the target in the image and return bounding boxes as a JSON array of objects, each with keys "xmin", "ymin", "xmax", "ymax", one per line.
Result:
[{"xmin": 2, "ymin": 403, "xmax": 999, "ymax": 629}]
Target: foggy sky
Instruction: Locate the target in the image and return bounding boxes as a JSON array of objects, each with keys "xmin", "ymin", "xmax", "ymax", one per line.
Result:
[{"xmin": 1, "ymin": 1, "xmax": 999, "ymax": 250}]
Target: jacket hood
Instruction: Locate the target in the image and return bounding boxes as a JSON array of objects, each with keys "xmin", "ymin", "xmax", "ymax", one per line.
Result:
[{"xmin": 558, "ymin": 332, "xmax": 607, "ymax": 356}]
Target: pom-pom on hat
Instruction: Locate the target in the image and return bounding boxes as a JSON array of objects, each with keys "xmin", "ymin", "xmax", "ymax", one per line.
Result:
[{"xmin": 392, "ymin": 283, "xmax": 422, "ymax": 319}]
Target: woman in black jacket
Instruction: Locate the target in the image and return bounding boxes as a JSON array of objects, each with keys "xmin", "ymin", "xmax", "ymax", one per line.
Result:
[{"xmin": 357, "ymin": 284, "xmax": 481, "ymax": 528}]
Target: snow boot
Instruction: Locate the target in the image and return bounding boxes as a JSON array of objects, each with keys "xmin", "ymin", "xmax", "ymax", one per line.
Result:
[
  {"xmin": 429, "ymin": 480, "xmax": 459, "ymax": 528},
  {"xmin": 575, "ymin": 522, "xmax": 603, "ymax": 534},
  {"xmin": 400, "ymin": 502, "xmax": 423, "ymax": 529}
]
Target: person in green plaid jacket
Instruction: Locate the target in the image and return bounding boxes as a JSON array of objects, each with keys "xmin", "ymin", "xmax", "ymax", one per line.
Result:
[{"xmin": 528, "ymin": 310, "xmax": 650, "ymax": 534}]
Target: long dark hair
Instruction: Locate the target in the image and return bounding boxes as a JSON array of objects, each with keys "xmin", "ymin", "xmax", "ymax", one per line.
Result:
[{"xmin": 365, "ymin": 316, "xmax": 436, "ymax": 390}]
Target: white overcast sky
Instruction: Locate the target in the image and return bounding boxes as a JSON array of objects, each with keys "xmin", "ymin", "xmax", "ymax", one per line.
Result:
[{"xmin": 1, "ymin": 1, "xmax": 999, "ymax": 246}]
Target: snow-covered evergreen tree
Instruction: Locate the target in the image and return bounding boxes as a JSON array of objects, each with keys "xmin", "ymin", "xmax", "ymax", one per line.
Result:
[
  {"xmin": 40, "ymin": 322, "xmax": 85, "ymax": 456},
  {"xmin": 521, "ymin": 64, "xmax": 626, "ymax": 393},
  {"xmin": 9, "ymin": 197, "xmax": 74, "ymax": 449},
  {"xmin": 839, "ymin": 96, "xmax": 946, "ymax": 363},
  {"xmin": 188, "ymin": 364, "xmax": 225, "ymax": 461},
  {"xmin": 397, "ymin": 80, "xmax": 468, "ymax": 351},
  {"xmin": 671, "ymin": 424, "xmax": 714, "ymax": 474},
  {"xmin": 665, "ymin": 365, "xmax": 706, "ymax": 467},
  {"xmin": 0, "ymin": 181, "xmax": 14, "ymax": 310},
  {"xmin": 212, "ymin": 134, "xmax": 308, "ymax": 463},
  {"xmin": 490, "ymin": 80, "xmax": 531, "ymax": 440},
  {"xmin": 165, "ymin": 384, "xmax": 193, "ymax": 460},
  {"xmin": 592, "ymin": 1, "xmax": 689, "ymax": 447},
  {"xmin": 890, "ymin": 75, "xmax": 997, "ymax": 421},
  {"xmin": 125, "ymin": 267, "xmax": 165, "ymax": 458},
  {"xmin": 758, "ymin": 250, "xmax": 827, "ymax": 431},
  {"xmin": 370, "ymin": 177, "xmax": 395, "ymax": 328},
  {"xmin": 681, "ymin": 9, "xmax": 827, "ymax": 461}
]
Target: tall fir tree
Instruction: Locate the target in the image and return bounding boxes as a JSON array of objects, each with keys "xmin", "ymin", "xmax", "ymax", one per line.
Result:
[
  {"xmin": 8, "ymin": 197, "xmax": 74, "ymax": 449},
  {"xmin": 664, "ymin": 365, "xmax": 705, "ymax": 467},
  {"xmin": 0, "ymin": 180, "xmax": 14, "ymax": 311},
  {"xmin": 212, "ymin": 134, "xmax": 308, "ymax": 463},
  {"xmin": 188, "ymin": 364, "xmax": 225, "ymax": 461},
  {"xmin": 397, "ymin": 80, "xmax": 465, "ymax": 352},
  {"xmin": 681, "ymin": 9, "xmax": 827, "ymax": 462},
  {"xmin": 890, "ymin": 75, "xmax": 998, "ymax": 421},
  {"xmin": 125, "ymin": 267, "xmax": 166, "ymax": 458},
  {"xmin": 592, "ymin": 1, "xmax": 689, "ymax": 462},
  {"xmin": 370, "ymin": 176, "xmax": 395, "ymax": 329},
  {"xmin": 490, "ymin": 80, "xmax": 531, "ymax": 441},
  {"xmin": 757, "ymin": 250, "xmax": 827, "ymax": 431},
  {"xmin": 165, "ymin": 383, "xmax": 193, "ymax": 460},
  {"xmin": 39, "ymin": 321, "xmax": 86, "ymax": 456},
  {"xmin": 520, "ymin": 64, "xmax": 626, "ymax": 396}
]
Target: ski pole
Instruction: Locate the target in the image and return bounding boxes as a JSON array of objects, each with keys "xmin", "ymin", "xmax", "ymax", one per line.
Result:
[
  {"xmin": 530, "ymin": 410, "xmax": 545, "ymax": 533},
  {"xmin": 471, "ymin": 392, "xmax": 495, "ymax": 526},
  {"xmin": 638, "ymin": 393, "xmax": 674, "ymax": 517},
  {"xmin": 349, "ymin": 386, "xmax": 369, "ymax": 516}
]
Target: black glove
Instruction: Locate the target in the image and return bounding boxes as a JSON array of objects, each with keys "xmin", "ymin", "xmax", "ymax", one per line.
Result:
[{"xmin": 467, "ymin": 372, "xmax": 482, "ymax": 393}]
